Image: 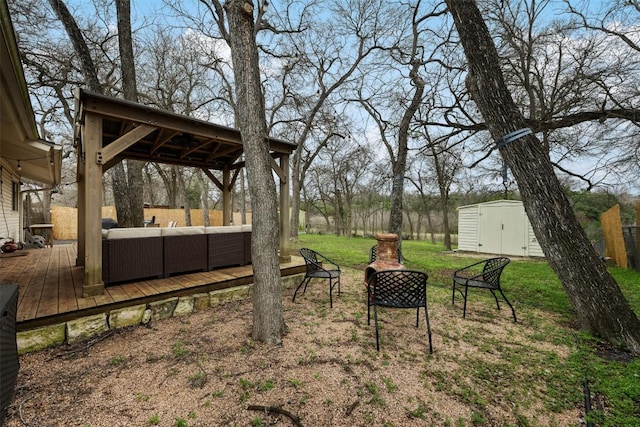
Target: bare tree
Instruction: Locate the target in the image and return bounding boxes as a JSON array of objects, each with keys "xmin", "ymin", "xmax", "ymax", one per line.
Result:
[
  {"xmin": 16, "ymin": 0, "xmax": 147, "ymax": 226},
  {"xmin": 429, "ymin": 0, "xmax": 640, "ymax": 193},
  {"xmin": 407, "ymin": 126, "xmax": 462, "ymax": 250},
  {"xmin": 446, "ymin": 0, "xmax": 640, "ymax": 352},
  {"xmin": 562, "ymin": 0, "xmax": 640, "ymax": 188},
  {"xmin": 354, "ymin": 0, "xmax": 449, "ymax": 249},
  {"xmin": 113, "ymin": 0, "xmax": 144, "ymax": 227},
  {"xmin": 223, "ymin": 0, "xmax": 284, "ymax": 345},
  {"xmin": 261, "ymin": 0, "xmax": 390, "ymax": 239}
]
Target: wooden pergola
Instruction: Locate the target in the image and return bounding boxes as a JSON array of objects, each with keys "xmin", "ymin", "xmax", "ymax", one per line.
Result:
[{"xmin": 74, "ymin": 88, "xmax": 296, "ymax": 297}]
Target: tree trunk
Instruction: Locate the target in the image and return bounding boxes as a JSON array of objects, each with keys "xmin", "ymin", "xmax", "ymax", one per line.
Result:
[
  {"xmin": 47, "ymin": 0, "xmax": 101, "ymax": 92},
  {"xmin": 240, "ymin": 168, "xmax": 246, "ymax": 225},
  {"xmin": 389, "ymin": 62, "xmax": 424, "ymax": 249},
  {"xmin": 446, "ymin": 0, "xmax": 640, "ymax": 352},
  {"xmin": 116, "ymin": 0, "xmax": 144, "ymax": 228},
  {"xmin": 290, "ymin": 152, "xmax": 302, "ymax": 238},
  {"xmin": 198, "ymin": 170, "xmax": 211, "ymax": 226},
  {"xmin": 111, "ymin": 163, "xmax": 131, "ymax": 225},
  {"xmin": 178, "ymin": 169, "xmax": 191, "ymax": 226},
  {"xmin": 225, "ymin": 0, "xmax": 285, "ymax": 345}
]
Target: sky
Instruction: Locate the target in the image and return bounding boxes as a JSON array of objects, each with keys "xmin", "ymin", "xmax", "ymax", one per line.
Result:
[{"xmin": 18, "ymin": 0, "xmax": 640, "ymax": 196}]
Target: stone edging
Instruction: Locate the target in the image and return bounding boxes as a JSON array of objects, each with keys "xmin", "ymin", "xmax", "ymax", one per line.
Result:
[{"xmin": 17, "ymin": 274, "xmax": 303, "ymax": 354}]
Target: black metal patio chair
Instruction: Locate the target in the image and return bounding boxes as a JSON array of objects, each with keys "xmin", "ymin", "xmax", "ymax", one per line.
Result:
[
  {"xmin": 451, "ymin": 257, "xmax": 516, "ymax": 322},
  {"xmin": 367, "ymin": 269, "xmax": 433, "ymax": 353},
  {"xmin": 292, "ymin": 248, "xmax": 341, "ymax": 308}
]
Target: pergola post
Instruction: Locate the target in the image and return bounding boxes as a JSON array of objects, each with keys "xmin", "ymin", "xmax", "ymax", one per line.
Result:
[
  {"xmin": 75, "ymin": 140, "xmax": 85, "ymax": 267},
  {"xmin": 80, "ymin": 111, "xmax": 104, "ymax": 297},
  {"xmin": 279, "ymin": 154, "xmax": 290, "ymax": 262}
]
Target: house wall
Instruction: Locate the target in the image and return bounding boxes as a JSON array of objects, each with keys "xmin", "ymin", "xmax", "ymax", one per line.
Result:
[{"xmin": 0, "ymin": 160, "xmax": 21, "ymax": 242}]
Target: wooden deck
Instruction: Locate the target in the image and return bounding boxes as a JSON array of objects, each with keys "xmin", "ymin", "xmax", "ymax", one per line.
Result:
[{"xmin": 0, "ymin": 243, "xmax": 305, "ymax": 332}]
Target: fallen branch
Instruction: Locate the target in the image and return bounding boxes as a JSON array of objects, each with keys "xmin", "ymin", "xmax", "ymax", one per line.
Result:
[
  {"xmin": 47, "ymin": 330, "xmax": 115, "ymax": 361},
  {"xmin": 345, "ymin": 399, "xmax": 360, "ymax": 416},
  {"xmin": 247, "ymin": 404, "xmax": 303, "ymax": 427}
]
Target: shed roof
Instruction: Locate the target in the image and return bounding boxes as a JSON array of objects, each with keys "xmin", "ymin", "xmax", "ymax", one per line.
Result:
[{"xmin": 457, "ymin": 199, "xmax": 524, "ymax": 210}]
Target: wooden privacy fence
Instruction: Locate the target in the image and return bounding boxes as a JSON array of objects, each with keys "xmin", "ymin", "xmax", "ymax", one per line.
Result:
[
  {"xmin": 600, "ymin": 202, "xmax": 640, "ymax": 269},
  {"xmin": 50, "ymin": 206, "xmax": 235, "ymax": 240}
]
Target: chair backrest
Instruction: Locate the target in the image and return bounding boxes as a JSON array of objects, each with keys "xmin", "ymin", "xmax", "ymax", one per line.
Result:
[
  {"xmin": 371, "ymin": 270, "xmax": 428, "ymax": 308},
  {"xmin": 300, "ymin": 248, "xmax": 321, "ymax": 273},
  {"xmin": 482, "ymin": 257, "xmax": 510, "ymax": 286}
]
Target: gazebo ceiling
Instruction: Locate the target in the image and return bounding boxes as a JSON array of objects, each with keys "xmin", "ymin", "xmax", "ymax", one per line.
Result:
[{"xmin": 75, "ymin": 89, "xmax": 296, "ymax": 171}]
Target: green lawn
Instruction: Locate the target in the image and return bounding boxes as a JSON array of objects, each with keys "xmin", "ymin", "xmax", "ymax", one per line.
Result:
[{"xmin": 292, "ymin": 233, "xmax": 640, "ymax": 426}]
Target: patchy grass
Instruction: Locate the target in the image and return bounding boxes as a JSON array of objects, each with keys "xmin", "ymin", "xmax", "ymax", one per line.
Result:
[
  {"xmin": 4, "ymin": 234, "xmax": 638, "ymax": 427},
  {"xmin": 294, "ymin": 233, "xmax": 640, "ymax": 426}
]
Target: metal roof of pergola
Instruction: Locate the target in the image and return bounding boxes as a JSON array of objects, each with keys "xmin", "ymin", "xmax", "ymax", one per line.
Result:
[{"xmin": 74, "ymin": 88, "xmax": 295, "ymax": 297}]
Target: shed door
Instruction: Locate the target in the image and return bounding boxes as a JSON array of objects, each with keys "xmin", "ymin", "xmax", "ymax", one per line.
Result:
[
  {"xmin": 478, "ymin": 207, "xmax": 502, "ymax": 254},
  {"xmin": 500, "ymin": 205, "xmax": 526, "ymax": 256},
  {"xmin": 478, "ymin": 204, "xmax": 526, "ymax": 256}
]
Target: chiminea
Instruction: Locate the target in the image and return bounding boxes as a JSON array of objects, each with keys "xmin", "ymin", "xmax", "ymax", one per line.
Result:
[{"xmin": 365, "ymin": 233, "xmax": 404, "ymax": 284}]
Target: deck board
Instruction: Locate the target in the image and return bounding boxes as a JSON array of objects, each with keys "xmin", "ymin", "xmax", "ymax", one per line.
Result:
[
  {"xmin": 0, "ymin": 243, "xmax": 305, "ymax": 331},
  {"xmin": 58, "ymin": 246, "xmax": 79, "ymax": 312},
  {"xmin": 36, "ymin": 247, "xmax": 61, "ymax": 317},
  {"xmin": 119, "ymin": 282, "xmax": 147, "ymax": 299},
  {"xmin": 17, "ymin": 249, "xmax": 50, "ymax": 321}
]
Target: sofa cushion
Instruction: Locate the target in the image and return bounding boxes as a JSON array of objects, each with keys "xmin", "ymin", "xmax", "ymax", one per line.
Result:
[
  {"xmin": 205, "ymin": 226, "xmax": 243, "ymax": 234},
  {"xmin": 106, "ymin": 227, "xmax": 162, "ymax": 239},
  {"xmin": 161, "ymin": 226, "xmax": 205, "ymax": 236}
]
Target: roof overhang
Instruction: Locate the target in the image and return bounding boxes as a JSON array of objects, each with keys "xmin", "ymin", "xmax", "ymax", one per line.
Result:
[
  {"xmin": 75, "ymin": 88, "xmax": 297, "ymax": 171},
  {"xmin": 0, "ymin": 0, "xmax": 62, "ymax": 186}
]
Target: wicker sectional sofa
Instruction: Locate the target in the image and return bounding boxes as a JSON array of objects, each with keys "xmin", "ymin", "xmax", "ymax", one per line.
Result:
[{"xmin": 102, "ymin": 225, "xmax": 252, "ymax": 285}]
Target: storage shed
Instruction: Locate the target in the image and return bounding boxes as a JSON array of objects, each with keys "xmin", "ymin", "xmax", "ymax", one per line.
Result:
[{"xmin": 457, "ymin": 200, "xmax": 545, "ymax": 258}]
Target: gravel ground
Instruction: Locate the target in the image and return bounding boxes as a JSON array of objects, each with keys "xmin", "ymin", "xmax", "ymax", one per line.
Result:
[{"xmin": 5, "ymin": 268, "xmax": 581, "ymax": 427}]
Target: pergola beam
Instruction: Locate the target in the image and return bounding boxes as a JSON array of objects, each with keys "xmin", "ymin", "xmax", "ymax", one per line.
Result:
[{"xmin": 97, "ymin": 124, "xmax": 157, "ymax": 165}]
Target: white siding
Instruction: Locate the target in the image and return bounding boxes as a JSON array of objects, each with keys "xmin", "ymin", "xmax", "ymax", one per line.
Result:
[
  {"xmin": 0, "ymin": 161, "xmax": 21, "ymax": 241},
  {"xmin": 526, "ymin": 222, "xmax": 545, "ymax": 257},
  {"xmin": 457, "ymin": 205, "xmax": 479, "ymax": 252}
]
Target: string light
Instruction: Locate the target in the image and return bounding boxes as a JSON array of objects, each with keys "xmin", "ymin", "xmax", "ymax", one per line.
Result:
[{"xmin": 17, "ymin": 161, "xmax": 21, "ymax": 171}]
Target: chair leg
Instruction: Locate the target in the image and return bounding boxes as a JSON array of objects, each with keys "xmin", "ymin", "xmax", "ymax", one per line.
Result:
[
  {"xmin": 374, "ymin": 304, "xmax": 380, "ymax": 351},
  {"xmin": 423, "ymin": 305, "xmax": 433, "ymax": 354},
  {"xmin": 490, "ymin": 289, "xmax": 501, "ymax": 311},
  {"xmin": 329, "ymin": 279, "xmax": 333, "ymax": 308},
  {"xmin": 415, "ymin": 307, "xmax": 419, "ymax": 327},
  {"xmin": 329, "ymin": 278, "xmax": 341, "ymax": 308},
  {"xmin": 499, "ymin": 290, "xmax": 517, "ymax": 322},
  {"xmin": 451, "ymin": 280, "xmax": 456, "ymax": 305},
  {"xmin": 292, "ymin": 276, "xmax": 310, "ymax": 302},
  {"xmin": 463, "ymin": 285, "xmax": 469, "ymax": 318}
]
